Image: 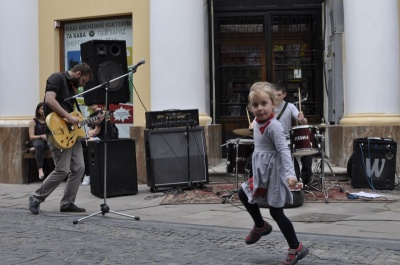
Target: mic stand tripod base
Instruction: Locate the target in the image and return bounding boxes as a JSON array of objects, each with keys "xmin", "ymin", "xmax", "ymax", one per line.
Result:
[
  {"xmin": 73, "ymin": 203, "xmax": 140, "ymax": 224},
  {"xmin": 221, "ymin": 189, "xmax": 238, "ymax": 204},
  {"xmin": 222, "ymin": 138, "xmax": 241, "ymax": 204}
]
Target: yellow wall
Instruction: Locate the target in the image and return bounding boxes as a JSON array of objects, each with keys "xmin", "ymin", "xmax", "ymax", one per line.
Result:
[{"xmin": 38, "ymin": 0, "xmax": 150, "ymax": 126}]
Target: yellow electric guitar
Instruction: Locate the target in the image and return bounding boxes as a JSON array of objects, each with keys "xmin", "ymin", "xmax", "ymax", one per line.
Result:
[{"xmin": 46, "ymin": 110, "xmax": 110, "ymax": 149}]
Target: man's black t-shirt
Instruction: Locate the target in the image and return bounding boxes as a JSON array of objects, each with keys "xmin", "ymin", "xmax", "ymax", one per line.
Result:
[{"xmin": 44, "ymin": 72, "xmax": 76, "ymax": 116}]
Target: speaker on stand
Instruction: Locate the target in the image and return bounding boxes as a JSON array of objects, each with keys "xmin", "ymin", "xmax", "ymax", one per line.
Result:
[
  {"xmin": 73, "ymin": 40, "xmax": 143, "ymax": 224},
  {"xmin": 80, "ymin": 40, "xmax": 130, "ymax": 105}
]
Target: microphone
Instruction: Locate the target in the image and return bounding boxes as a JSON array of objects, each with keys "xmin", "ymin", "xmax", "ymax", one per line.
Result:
[{"xmin": 130, "ymin": 59, "xmax": 146, "ymax": 73}]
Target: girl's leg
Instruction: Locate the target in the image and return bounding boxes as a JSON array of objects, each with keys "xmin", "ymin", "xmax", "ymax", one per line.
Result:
[
  {"xmin": 269, "ymin": 206, "xmax": 299, "ymax": 249},
  {"xmin": 238, "ymin": 188, "xmax": 264, "ymax": 227},
  {"xmin": 270, "ymin": 206, "xmax": 309, "ymax": 264},
  {"xmin": 238, "ymin": 188, "xmax": 272, "ymax": 244}
]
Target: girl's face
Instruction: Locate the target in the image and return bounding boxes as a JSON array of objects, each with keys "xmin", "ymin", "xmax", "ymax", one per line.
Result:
[
  {"xmin": 250, "ymin": 91, "xmax": 274, "ymax": 121},
  {"xmin": 38, "ymin": 106, "xmax": 44, "ymax": 116}
]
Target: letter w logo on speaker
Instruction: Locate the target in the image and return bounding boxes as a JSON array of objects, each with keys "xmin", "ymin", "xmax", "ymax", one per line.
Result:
[{"xmin": 365, "ymin": 158, "xmax": 385, "ymax": 178}]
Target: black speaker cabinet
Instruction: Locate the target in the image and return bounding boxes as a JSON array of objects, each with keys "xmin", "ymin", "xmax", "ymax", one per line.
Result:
[
  {"xmin": 351, "ymin": 138, "xmax": 396, "ymax": 190},
  {"xmin": 88, "ymin": 138, "xmax": 138, "ymax": 198},
  {"xmin": 80, "ymin": 40, "xmax": 130, "ymax": 105},
  {"xmin": 145, "ymin": 127, "xmax": 209, "ymax": 190}
]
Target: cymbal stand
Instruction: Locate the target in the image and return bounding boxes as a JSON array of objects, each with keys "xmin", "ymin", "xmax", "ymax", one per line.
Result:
[
  {"xmin": 222, "ymin": 138, "xmax": 240, "ymax": 203},
  {"xmin": 306, "ymin": 133, "xmax": 342, "ymax": 203}
]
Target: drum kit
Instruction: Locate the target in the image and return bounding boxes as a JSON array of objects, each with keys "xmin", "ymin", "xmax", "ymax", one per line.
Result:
[{"xmin": 223, "ymin": 123, "xmax": 342, "ymax": 203}]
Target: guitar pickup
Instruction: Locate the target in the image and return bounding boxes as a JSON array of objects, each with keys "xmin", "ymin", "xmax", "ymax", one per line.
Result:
[{"xmin": 52, "ymin": 127, "xmax": 64, "ymax": 135}]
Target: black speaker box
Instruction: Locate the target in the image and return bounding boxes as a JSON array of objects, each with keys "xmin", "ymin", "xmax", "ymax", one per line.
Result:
[
  {"xmin": 80, "ymin": 40, "xmax": 130, "ymax": 105},
  {"xmin": 351, "ymin": 138, "xmax": 397, "ymax": 190},
  {"xmin": 145, "ymin": 127, "xmax": 209, "ymax": 190},
  {"xmin": 88, "ymin": 138, "xmax": 138, "ymax": 198}
]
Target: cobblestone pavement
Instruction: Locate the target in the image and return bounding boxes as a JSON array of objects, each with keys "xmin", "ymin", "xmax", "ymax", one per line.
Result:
[{"xmin": 2, "ymin": 207, "xmax": 399, "ymax": 265}]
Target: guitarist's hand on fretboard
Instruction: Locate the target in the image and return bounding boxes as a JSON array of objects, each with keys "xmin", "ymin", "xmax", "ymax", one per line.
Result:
[
  {"xmin": 92, "ymin": 113, "xmax": 105, "ymax": 125},
  {"xmin": 46, "ymin": 110, "xmax": 105, "ymax": 149},
  {"xmin": 66, "ymin": 113, "xmax": 80, "ymax": 125}
]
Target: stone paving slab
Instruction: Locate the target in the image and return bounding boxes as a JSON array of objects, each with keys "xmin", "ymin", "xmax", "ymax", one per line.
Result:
[{"xmin": 1, "ymin": 207, "xmax": 400, "ymax": 265}]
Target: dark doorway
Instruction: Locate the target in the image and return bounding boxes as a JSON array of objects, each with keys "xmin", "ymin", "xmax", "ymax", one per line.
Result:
[{"xmin": 212, "ymin": 0, "xmax": 323, "ymax": 156}]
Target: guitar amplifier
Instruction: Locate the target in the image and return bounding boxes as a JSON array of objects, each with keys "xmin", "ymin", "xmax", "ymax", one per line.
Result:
[
  {"xmin": 145, "ymin": 127, "xmax": 209, "ymax": 190},
  {"xmin": 351, "ymin": 138, "xmax": 396, "ymax": 190},
  {"xmin": 145, "ymin": 109, "xmax": 199, "ymax": 129}
]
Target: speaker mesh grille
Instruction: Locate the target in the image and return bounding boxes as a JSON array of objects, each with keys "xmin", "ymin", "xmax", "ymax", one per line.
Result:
[
  {"xmin": 97, "ymin": 61, "xmax": 124, "ymax": 91},
  {"xmin": 145, "ymin": 128, "xmax": 209, "ymax": 188}
]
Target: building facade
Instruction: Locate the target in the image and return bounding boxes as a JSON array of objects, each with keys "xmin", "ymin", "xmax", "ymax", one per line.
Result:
[{"xmin": 1, "ymin": 0, "xmax": 400, "ymax": 183}]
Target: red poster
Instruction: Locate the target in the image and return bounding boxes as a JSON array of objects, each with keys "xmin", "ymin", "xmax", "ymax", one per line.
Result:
[{"xmin": 108, "ymin": 103, "xmax": 133, "ymax": 124}]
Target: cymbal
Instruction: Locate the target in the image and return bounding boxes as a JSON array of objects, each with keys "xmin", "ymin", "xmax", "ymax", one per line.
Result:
[
  {"xmin": 317, "ymin": 123, "xmax": 335, "ymax": 128},
  {"xmin": 233, "ymin": 128, "xmax": 253, "ymax": 137}
]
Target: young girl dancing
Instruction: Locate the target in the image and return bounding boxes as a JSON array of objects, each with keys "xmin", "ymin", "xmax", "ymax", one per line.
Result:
[{"xmin": 238, "ymin": 82, "xmax": 309, "ymax": 265}]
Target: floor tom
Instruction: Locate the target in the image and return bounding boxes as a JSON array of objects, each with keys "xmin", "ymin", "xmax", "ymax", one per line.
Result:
[{"xmin": 226, "ymin": 139, "xmax": 254, "ymax": 175}]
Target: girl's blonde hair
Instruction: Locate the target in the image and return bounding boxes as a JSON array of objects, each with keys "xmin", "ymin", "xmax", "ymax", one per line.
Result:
[{"xmin": 248, "ymin": 82, "xmax": 276, "ymax": 109}]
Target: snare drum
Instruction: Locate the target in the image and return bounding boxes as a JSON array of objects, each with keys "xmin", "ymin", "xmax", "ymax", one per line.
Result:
[
  {"xmin": 226, "ymin": 139, "xmax": 254, "ymax": 175},
  {"xmin": 289, "ymin": 125, "xmax": 320, "ymax": 156}
]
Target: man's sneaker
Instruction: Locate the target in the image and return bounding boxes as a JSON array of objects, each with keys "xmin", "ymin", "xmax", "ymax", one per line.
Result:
[
  {"xmin": 60, "ymin": 203, "xmax": 86, "ymax": 213},
  {"xmin": 82, "ymin": 175, "xmax": 90, "ymax": 186},
  {"xmin": 245, "ymin": 221, "xmax": 272, "ymax": 244},
  {"xmin": 283, "ymin": 243, "xmax": 309, "ymax": 265},
  {"xmin": 28, "ymin": 196, "xmax": 40, "ymax": 215}
]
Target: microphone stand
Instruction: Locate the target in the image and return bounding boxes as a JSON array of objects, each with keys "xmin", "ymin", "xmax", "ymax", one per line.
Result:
[
  {"xmin": 186, "ymin": 123, "xmax": 191, "ymax": 188},
  {"xmin": 65, "ymin": 69, "xmax": 140, "ymax": 224}
]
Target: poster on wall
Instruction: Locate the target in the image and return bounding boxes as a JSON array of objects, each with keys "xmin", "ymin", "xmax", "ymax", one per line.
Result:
[{"xmin": 63, "ymin": 17, "xmax": 134, "ymax": 137}]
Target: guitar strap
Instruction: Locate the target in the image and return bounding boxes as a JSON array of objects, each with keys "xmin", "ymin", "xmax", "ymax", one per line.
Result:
[
  {"xmin": 276, "ymin": 101, "xmax": 288, "ymax": 121},
  {"xmin": 42, "ymin": 96, "xmax": 51, "ymax": 135},
  {"xmin": 73, "ymin": 98, "xmax": 82, "ymax": 113}
]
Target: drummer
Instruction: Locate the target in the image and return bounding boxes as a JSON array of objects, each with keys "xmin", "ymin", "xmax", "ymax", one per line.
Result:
[{"xmin": 272, "ymin": 84, "xmax": 313, "ymax": 185}]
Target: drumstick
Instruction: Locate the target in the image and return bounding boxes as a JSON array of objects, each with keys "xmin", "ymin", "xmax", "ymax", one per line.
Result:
[
  {"xmin": 298, "ymin": 86, "xmax": 302, "ymax": 112},
  {"xmin": 246, "ymin": 107, "xmax": 251, "ymax": 125}
]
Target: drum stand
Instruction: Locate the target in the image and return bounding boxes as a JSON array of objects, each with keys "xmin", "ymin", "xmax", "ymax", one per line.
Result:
[
  {"xmin": 305, "ymin": 133, "xmax": 343, "ymax": 203},
  {"xmin": 222, "ymin": 138, "xmax": 241, "ymax": 203}
]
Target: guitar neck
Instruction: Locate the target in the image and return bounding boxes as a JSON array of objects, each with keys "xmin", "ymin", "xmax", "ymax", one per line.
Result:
[
  {"xmin": 79, "ymin": 115, "xmax": 100, "ymax": 127},
  {"xmin": 79, "ymin": 111, "xmax": 110, "ymax": 127}
]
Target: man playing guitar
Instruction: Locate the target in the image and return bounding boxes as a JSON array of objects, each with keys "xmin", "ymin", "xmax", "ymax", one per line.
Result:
[{"xmin": 28, "ymin": 63, "xmax": 104, "ymax": 215}]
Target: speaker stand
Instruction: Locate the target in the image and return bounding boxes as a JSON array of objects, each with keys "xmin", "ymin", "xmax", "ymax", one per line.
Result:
[
  {"xmin": 185, "ymin": 124, "xmax": 193, "ymax": 189},
  {"xmin": 169, "ymin": 124, "xmax": 196, "ymax": 194},
  {"xmin": 72, "ymin": 81, "xmax": 139, "ymax": 224},
  {"xmin": 172, "ymin": 187, "xmax": 185, "ymax": 195}
]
